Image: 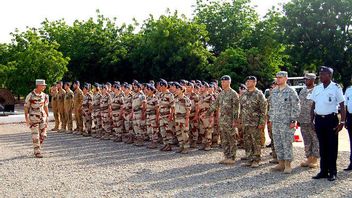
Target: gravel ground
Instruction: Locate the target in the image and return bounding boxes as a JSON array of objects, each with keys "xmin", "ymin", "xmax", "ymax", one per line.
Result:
[{"xmin": 0, "ymin": 123, "xmax": 352, "ymax": 198}]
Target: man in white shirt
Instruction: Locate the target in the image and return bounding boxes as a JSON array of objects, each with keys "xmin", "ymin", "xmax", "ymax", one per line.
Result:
[{"xmin": 344, "ymin": 79, "xmax": 352, "ymax": 171}]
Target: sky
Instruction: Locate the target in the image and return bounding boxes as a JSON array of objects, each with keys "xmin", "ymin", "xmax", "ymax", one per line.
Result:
[{"xmin": 0, "ymin": 0, "xmax": 290, "ymax": 43}]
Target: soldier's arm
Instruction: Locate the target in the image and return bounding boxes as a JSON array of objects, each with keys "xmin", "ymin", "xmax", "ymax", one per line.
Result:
[
  {"xmin": 258, "ymin": 92, "xmax": 268, "ymax": 126},
  {"xmin": 232, "ymin": 92, "xmax": 240, "ymax": 120},
  {"xmin": 24, "ymin": 94, "xmax": 31, "ymax": 124},
  {"xmin": 290, "ymin": 90, "xmax": 301, "ymax": 122},
  {"xmin": 207, "ymin": 95, "xmax": 219, "ymax": 115}
]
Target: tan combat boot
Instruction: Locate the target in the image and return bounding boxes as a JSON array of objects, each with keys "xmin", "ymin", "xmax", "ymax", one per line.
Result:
[
  {"xmin": 308, "ymin": 156, "xmax": 318, "ymax": 168},
  {"xmin": 147, "ymin": 142, "xmax": 158, "ymax": 149},
  {"xmin": 283, "ymin": 161, "xmax": 292, "ymax": 174},
  {"xmin": 300, "ymin": 157, "xmax": 311, "ymax": 167},
  {"xmin": 271, "ymin": 160, "xmax": 285, "ymax": 172}
]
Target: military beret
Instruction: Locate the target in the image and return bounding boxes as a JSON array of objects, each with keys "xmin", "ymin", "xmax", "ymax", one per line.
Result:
[
  {"xmin": 94, "ymin": 83, "xmax": 101, "ymax": 89},
  {"xmin": 319, "ymin": 66, "xmax": 333, "ymax": 74},
  {"xmin": 106, "ymin": 82, "xmax": 111, "ymax": 86},
  {"xmin": 159, "ymin": 79, "xmax": 168, "ymax": 86},
  {"xmin": 149, "ymin": 80, "xmax": 155, "ymax": 85},
  {"xmin": 276, "ymin": 71, "xmax": 288, "ymax": 78},
  {"xmin": 245, "ymin": 76, "xmax": 257, "ymax": 81},
  {"xmin": 113, "ymin": 83, "xmax": 121, "ymax": 89},
  {"xmin": 220, "ymin": 75, "xmax": 231, "ymax": 81},
  {"xmin": 124, "ymin": 83, "xmax": 131, "ymax": 89},
  {"xmin": 146, "ymin": 84, "xmax": 156, "ymax": 91},
  {"xmin": 180, "ymin": 79, "xmax": 188, "ymax": 85},
  {"xmin": 132, "ymin": 80, "xmax": 139, "ymax": 85},
  {"xmin": 64, "ymin": 82, "xmax": 71, "ymax": 86},
  {"xmin": 73, "ymin": 80, "xmax": 80, "ymax": 85},
  {"xmin": 304, "ymin": 73, "xmax": 317, "ymax": 80},
  {"xmin": 195, "ymin": 80, "xmax": 202, "ymax": 84},
  {"xmin": 135, "ymin": 83, "xmax": 142, "ymax": 88},
  {"xmin": 174, "ymin": 82, "xmax": 183, "ymax": 89},
  {"xmin": 239, "ymin": 84, "xmax": 247, "ymax": 90},
  {"xmin": 187, "ymin": 82, "xmax": 194, "ymax": 87},
  {"xmin": 114, "ymin": 81, "xmax": 120, "ymax": 85},
  {"xmin": 202, "ymin": 82, "xmax": 210, "ymax": 88}
]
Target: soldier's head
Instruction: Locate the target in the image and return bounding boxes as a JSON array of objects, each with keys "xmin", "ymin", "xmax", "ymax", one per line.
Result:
[
  {"xmin": 133, "ymin": 83, "xmax": 142, "ymax": 92},
  {"xmin": 239, "ymin": 84, "xmax": 247, "ymax": 95},
  {"xmin": 35, "ymin": 79, "xmax": 47, "ymax": 92},
  {"xmin": 146, "ymin": 84, "xmax": 156, "ymax": 95},
  {"xmin": 56, "ymin": 81, "xmax": 63, "ymax": 89},
  {"xmin": 174, "ymin": 82, "xmax": 184, "ymax": 95},
  {"xmin": 275, "ymin": 71, "xmax": 288, "ymax": 86},
  {"xmin": 124, "ymin": 84, "xmax": 131, "ymax": 94},
  {"xmin": 270, "ymin": 80, "xmax": 277, "ymax": 90},
  {"xmin": 83, "ymin": 83, "xmax": 90, "ymax": 94},
  {"xmin": 304, "ymin": 73, "xmax": 316, "ymax": 87},
  {"xmin": 211, "ymin": 80, "xmax": 219, "ymax": 88},
  {"xmin": 319, "ymin": 66, "xmax": 333, "ymax": 84},
  {"xmin": 186, "ymin": 82, "xmax": 194, "ymax": 93},
  {"xmin": 200, "ymin": 82, "xmax": 209, "ymax": 93},
  {"xmin": 64, "ymin": 82, "xmax": 71, "ymax": 90},
  {"xmin": 105, "ymin": 82, "xmax": 112, "ymax": 91},
  {"xmin": 50, "ymin": 85, "xmax": 57, "ymax": 94},
  {"xmin": 93, "ymin": 83, "xmax": 101, "ymax": 92},
  {"xmin": 245, "ymin": 76, "xmax": 257, "ymax": 90},
  {"xmin": 73, "ymin": 80, "xmax": 80, "ymax": 90},
  {"xmin": 102, "ymin": 84, "xmax": 109, "ymax": 94},
  {"xmin": 220, "ymin": 75, "xmax": 231, "ymax": 90},
  {"xmin": 113, "ymin": 83, "xmax": 121, "ymax": 94},
  {"xmin": 159, "ymin": 79, "xmax": 168, "ymax": 92}
]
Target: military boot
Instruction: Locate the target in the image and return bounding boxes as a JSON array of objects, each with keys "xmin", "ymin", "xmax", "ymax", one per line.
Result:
[
  {"xmin": 271, "ymin": 160, "xmax": 285, "ymax": 172},
  {"xmin": 283, "ymin": 161, "xmax": 292, "ymax": 174},
  {"xmin": 300, "ymin": 157, "xmax": 311, "ymax": 167},
  {"xmin": 147, "ymin": 142, "xmax": 158, "ymax": 149},
  {"xmin": 308, "ymin": 156, "xmax": 318, "ymax": 168}
]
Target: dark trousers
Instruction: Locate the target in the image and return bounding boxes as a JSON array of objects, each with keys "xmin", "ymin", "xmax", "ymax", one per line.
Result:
[
  {"xmin": 315, "ymin": 113, "xmax": 339, "ymax": 176},
  {"xmin": 347, "ymin": 112, "xmax": 352, "ymax": 162}
]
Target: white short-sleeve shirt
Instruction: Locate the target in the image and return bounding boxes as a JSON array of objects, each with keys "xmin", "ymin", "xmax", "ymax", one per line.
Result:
[
  {"xmin": 345, "ymin": 86, "xmax": 352, "ymax": 114},
  {"xmin": 310, "ymin": 82, "xmax": 345, "ymax": 115}
]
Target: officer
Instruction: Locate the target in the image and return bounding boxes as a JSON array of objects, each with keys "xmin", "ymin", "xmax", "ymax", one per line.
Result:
[
  {"xmin": 345, "ymin": 78, "xmax": 352, "ymax": 171},
  {"xmin": 24, "ymin": 79, "xmax": 49, "ymax": 158},
  {"xmin": 64, "ymin": 82, "xmax": 74, "ymax": 133},
  {"xmin": 73, "ymin": 80, "xmax": 84, "ymax": 134},
  {"xmin": 310, "ymin": 66, "xmax": 346, "ymax": 181},
  {"xmin": 268, "ymin": 71, "xmax": 300, "ymax": 174}
]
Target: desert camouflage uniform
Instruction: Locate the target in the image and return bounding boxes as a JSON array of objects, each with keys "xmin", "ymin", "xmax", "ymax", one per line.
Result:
[
  {"xmin": 146, "ymin": 94, "xmax": 160, "ymax": 143},
  {"xmin": 132, "ymin": 91, "xmax": 146, "ymax": 139},
  {"xmin": 57, "ymin": 88, "xmax": 66, "ymax": 130},
  {"xmin": 82, "ymin": 92, "xmax": 93, "ymax": 135},
  {"xmin": 100, "ymin": 93, "xmax": 112, "ymax": 139},
  {"xmin": 74, "ymin": 87, "xmax": 84, "ymax": 132},
  {"xmin": 186, "ymin": 92, "xmax": 200, "ymax": 145},
  {"xmin": 111, "ymin": 92, "xmax": 125, "ymax": 140},
  {"xmin": 199, "ymin": 92, "xmax": 215, "ymax": 147},
  {"xmin": 123, "ymin": 93, "xmax": 134, "ymax": 137},
  {"xmin": 159, "ymin": 91, "xmax": 175, "ymax": 145},
  {"xmin": 92, "ymin": 92, "xmax": 102, "ymax": 137},
  {"xmin": 174, "ymin": 94, "xmax": 192, "ymax": 149}
]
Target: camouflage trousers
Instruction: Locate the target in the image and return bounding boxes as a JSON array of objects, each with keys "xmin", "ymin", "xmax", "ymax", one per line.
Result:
[
  {"xmin": 29, "ymin": 114, "xmax": 47, "ymax": 154},
  {"xmin": 132, "ymin": 112, "xmax": 145, "ymax": 138},
  {"xmin": 199, "ymin": 116, "xmax": 213, "ymax": 145},
  {"xmin": 219, "ymin": 120, "xmax": 237, "ymax": 160},
  {"xmin": 146, "ymin": 114, "xmax": 159, "ymax": 143},
  {"xmin": 243, "ymin": 125, "xmax": 261, "ymax": 162},
  {"xmin": 212, "ymin": 118, "xmax": 220, "ymax": 145},
  {"xmin": 260, "ymin": 127, "xmax": 266, "ymax": 147},
  {"xmin": 74, "ymin": 107, "xmax": 83, "ymax": 132},
  {"xmin": 272, "ymin": 122, "xmax": 295, "ymax": 161},
  {"xmin": 159, "ymin": 115, "xmax": 174, "ymax": 145},
  {"xmin": 112, "ymin": 112, "xmax": 124, "ymax": 138},
  {"xmin": 189, "ymin": 115, "xmax": 199, "ymax": 142},
  {"xmin": 64, "ymin": 108, "xmax": 73, "ymax": 131},
  {"xmin": 92, "ymin": 109, "xmax": 102, "ymax": 135},
  {"xmin": 101, "ymin": 110, "xmax": 112, "ymax": 135},
  {"xmin": 82, "ymin": 109, "xmax": 92, "ymax": 135},
  {"xmin": 175, "ymin": 118, "xmax": 190, "ymax": 148},
  {"xmin": 267, "ymin": 122, "xmax": 277, "ymax": 159},
  {"xmin": 300, "ymin": 123, "xmax": 320, "ymax": 158},
  {"xmin": 124, "ymin": 112, "xmax": 133, "ymax": 136}
]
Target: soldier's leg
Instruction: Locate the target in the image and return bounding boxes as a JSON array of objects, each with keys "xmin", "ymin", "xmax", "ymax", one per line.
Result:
[
  {"xmin": 268, "ymin": 123, "xmax": 277, "ymax": 160},
  {"xmin": 260, "ymin": 127, "xmax": 265, "ymax": 147},
  {"xmin": 272, "ymin": 122, "xmax": 284, "ymax": 160},
  {"xmin": 60, "ymin": 108, "xmax": 66, "ymax": 131},
  {"xmin": 175, "ymin": 121, "xmax": 183, "ymax": 150},
  {"xmin": 204, "ymin": 119, "xmax": 213, "ymax": 148},
  {"xmin": 220, "ymin": 124, "xmax": 237, "ymax": 160},
  {"xmin": 78, "ymin": 109, "xmax": 83, "ymax": 132},
  {"xmin": 30, "ymin": 123, "xmax": 41, "ymax": 156},
  {"xmin": 212, "ymin": 122, "xmax": 220, "ymax": 146},
  {"xmin": 53, "ymin": 110, "xmax": 59, "ymax": 130},
  {"xmin": 300, "ymin": 123, "xmax": 313, "ymax": 158},
  {"xmin": 251, "ymin": 126, "xmax": 262, "ymax": 162},
  {"xmin": 281, "ymin": 125, "xmax": 295, "ymax": 161},
  {"xmin": 67, "ymin": 109, "xmax": 73, "ymax": 131},
  {"xmin": 242, "ymin": 126, "xmax": 251, "ymax": 159}
]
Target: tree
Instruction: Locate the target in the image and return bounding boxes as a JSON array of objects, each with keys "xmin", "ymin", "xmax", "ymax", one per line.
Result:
[
  {"xmin": 282, "ymin": 0, "xmax": 352, "ymax": 88},
  {"xmin": 4, "ymin": 29, "xmax": 69, "ymax": 96},
  {"xmin": 129, "ymin": 11, "xmax": 213, "ymax": 81}
]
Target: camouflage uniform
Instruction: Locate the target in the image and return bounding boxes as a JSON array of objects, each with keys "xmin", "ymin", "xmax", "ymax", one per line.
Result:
[
  {"xmin": 74, "ymin": 87, "xmax": 84, "ymax": 132},
  {"xmin": 146, "ymin": 94, "xmax": 160, "ymax": 143},
  {"xmin": 50, "ymin": 88, "xmax": 59, "ymax": 130},
  {"xmin": 239, "ymin": 88, "xmax": 267, "ymax": 162},
  {"xmin": 57, "ymin": 88, "xmax": 66, "ymax": 131},
  {"xmin": 25, "ymin": 90, "xmax": 49, "ymax": 155},
  {"xmin": 208, "ymin": 88, "xmax": 240, "ymax": 160},
  {"xmin": 159, "ymin": 91, "xmax": 175, "ymax": 145},
  {"xmin": 123, "ymin": 93, "xmax": 134, "ymax": 138},
  {"xmin": 132, "ymin": 90, "xmax": 147, "ymax": 140},
  {"xmin": 174, "ymin": 93, "xmax": 192, "ymax": 150},
  {"xmin": 64, "ymin": 89, "xmax": 74, "ymax": 131},
  {"xmin": 82, "ymin": 92, "xmax": 93, "ymax": 135},
  {"xmin": 100, "ymin": 93, "xmax": 112, "ymax": 139},
  {"xmin": 199, "ymin": 92, "xmax": 215, "ymax": 148},
  {"xmin": 111, "ymin": 92, "xmax": 125, "ymax": 140},
  {"xmin": 212, "ymin": 88, "xmax": 222, "ymax": 145},
  {"xmin": 267, "ymin": 94, "xmax": 277, "ymax": 160},
  {"xmin": 92, "ymin": 92, "xmax": 102, "ymax": 137},
  {"xmin": 268, "ymin": 85, "xmax": 300, "ymax": 161},
  {"xmin": 186, "ymin": 92, "xmax": 200, "ymax": 146},
  {"xmin": 298, "ymin": 87, "xmax": 319, "ymax": 158}
]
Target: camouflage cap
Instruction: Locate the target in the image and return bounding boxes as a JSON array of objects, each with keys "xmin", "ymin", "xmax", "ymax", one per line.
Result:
[
  {"xmin": 220, "ymin": 75, "xmax": 231, "ymax": 81},
  {"xmin": 304, "ymin": 73, "xmax": 317, "ymax": 80},
  {"xmin": 276, "ymin": 71, "xmax": 288, "ymax": 78}
]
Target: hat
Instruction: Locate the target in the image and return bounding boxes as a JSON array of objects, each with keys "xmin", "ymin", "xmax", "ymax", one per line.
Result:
[
  {"xmin": 114, "ymin": 81, "xmax": 120, "ymax": 85},
  {"xmin": 239, "ymin": 84, "xmax": 247, "ymax": 90},
  {"xmin": 319, "ymin": 66, "xmax": 333, "ymax": 74},
  {"xmin": 146, "ymin": 84, "xmax": 156, "ymax": 91},
  {"xmin": 159, "ymin": 79, "xmax": 168, "ymax": 87},
  {"xmin": 124, "ymin": 83, "xmax": 131, "ymax": 89},
  {"xmin": 220, "ymin": 75, "xmax": 231, "ymax": 81},
  {"xmin": 94, "ymin": 83, "xmax": 101, "ymax": 89},
  {"xmin": 276, "ymin": 71, "xmax": 288, "ymax": 78},
  {"xmin": 83, "ymin": 83, "xmax": 90, "ymax": 89},
  {"xmin": 202, "ymin": 82, "xmax": 210, "ymax": 88},
  {"xmin": 106, "ymin": 82, "xmax": 111, "ymax": 86},
  {"xmin": 132, "ymin": 80, "xmax": 139, "ymax": 85},
  {"xmin": 245, "ymin": 76, "xmax": 257, "ymax": 81},
  {"xmin": 36, "ymin": 79, "xmax": 47, "ymax": 86},
  {"xmin": 304, "ymin": 73, "xmax": 317, "ymax": 80},
  {"xmin": 174, "ymin": 82, "xmax": 183, "ymax": 89},
  {"xmin": 113, "ymin": 83, "xmax": 121, "ymax": 89},
  {"xmin": 73, "ymin": 80, "xmax": 80, "ymax": 85}
]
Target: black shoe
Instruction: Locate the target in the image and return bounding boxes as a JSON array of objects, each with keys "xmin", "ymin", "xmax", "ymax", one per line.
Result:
[
  {"xmin": 343, "ymin": 165, "xmax": 352, "ymax": 171},
  {"xmin": 312, "ymin": 172, "xmax": 328, "ymax": 179},
  {"xmin": 327, "ymin": 174, "xmax": 337, "ymax": 181}
]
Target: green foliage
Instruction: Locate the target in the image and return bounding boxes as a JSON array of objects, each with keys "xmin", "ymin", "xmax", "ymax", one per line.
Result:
[{"xmin": 3, "ymin": 29, "xmax": 69, "ymax": 95}]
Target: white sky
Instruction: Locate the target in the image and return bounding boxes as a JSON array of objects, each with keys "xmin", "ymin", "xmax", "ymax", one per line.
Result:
[{"xmin": 0, "ymin": 0, "xmax": 290, "ymax": 43}]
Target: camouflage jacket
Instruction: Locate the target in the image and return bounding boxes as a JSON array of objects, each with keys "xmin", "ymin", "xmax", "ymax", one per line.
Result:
[
  {"xmin": 123, "ymin": 93, "xmax": 133, "ymax": 114},
  {"xmin": 132, "ymin": 91, "xmax": 146, "ymax": 113},
  {"xmin": 208, "ymin": 88, "xmax": 239, "ymax": 124},
  {"xmin": 146, "ymin": 94, "xmax": 159, "ymax": 116},
  {"xmin": 92, "ymin": 92, "xmax": 102, "ymax": 111},
  {"xmin": 186, "ymin": 92, "xmax": 200, "ymax": 117},
  {"xmin": 298, "ymin": 86, "xmax": 314, "ymax": 123},
  {"xmin": 199, "ymin": 93, "xmax": 215, "ymax": 115},
  {"xmin": 100, "ymin": 93, "xmax": 112, "ymax": 111},
  {"xmin": 25, "ymin": 90, "xmax": 49, "ymax": 119},
  {"xmin": 64, "ymin": 89, "xmax": 74, "ymax": 110},
  {"xmin": 239, "ymin": 88, "xmax": 267, "ymax": 127},
  {"xmin": 159, "ymin": 91, "xmax": 175, "ymax": 117},
  {"xmin": 82, "ymin": 92, "xmax": 93, "ymax": 113},
  {"xmin": 174, "ymin": 94, "xmax": 191, "ymax": 119},
  {"xmin": 111, "ymin": 92, "xmax": 124, "ymax": 112}
]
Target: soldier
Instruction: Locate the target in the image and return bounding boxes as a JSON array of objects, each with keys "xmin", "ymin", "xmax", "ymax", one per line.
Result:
[
  {"xmin": 185, "ymin": 82, "xmax": 200, "ymax": 148},
  {"xmin": 50, "ymin": 85, "xmax": 59, "ymax": 131},
  {"xmin": 240, "ymin": 76, "xmax": 267, "ymax": 168},
  {"xmin": 267, "ymin": 80, "xmax": 278, "ymax": 164},
  {"xmin": 344, "ymin": 77, "xmax": 352, "ymax": 171},
  {"xmin": 311, "ymin": 66, "xmax": 345, "ymax": 181},
  {"xmin": 238, "ymin": 84, "xmax": 247, "ymax": 153},
  {"xmin": 159, "ymin": 79, "xmax": 175, "ymax": 151},
  {"xmin": 131, "ymin": 83, "xmax": 147, "ymax": 146},
  {"xmin": 82, "ymin": 83, "xmax": 93, "ymax": 137},
  {"xmin": 268, "ymin": 71, "xmax": 301, "ymax": 174},
  {"xmin": 24, "ymin": 79, "xmax": 49, "ymax": 158},
  {"xmin": 298, "ymin": 73, "xmax": 319, "ymax": 168},
  {"xmin": 145, "ymin": 84, "xmax": 160, "ymax": 149},
  {"xmin": 122, "ymin": 84, "xmax": 134, "ymax": 144},
  {"xmin": 208, "ymin": 75, "xmax": 240, "ymax": 165},
  {"xmin": 111, "ymin": 83, "xmax": 125, "ymax": 142},
  {"xmin": 198, "ymin": 82, "xmax": 215, "ymax": 151},
  {"xmin": 92, "ymin": 83, "xmax": 102, "ymax": 138},
  {"xmin": 100, "ymin": 84, "xmax": 113, "ymax": 140},
  {"xmin": 212, "ymin": 81, "xmax": 222, "ymax": 147},
  {"xmin": 64, "ymin": 82, "xmax": 74, "ymax": 133},
  {"xmin": 56, "ymin": 81, "xmax": 66, "ymax": 132},
  {"xmin": 73, "ymin": 81, "xmax": 84, "ymax": 134}
]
